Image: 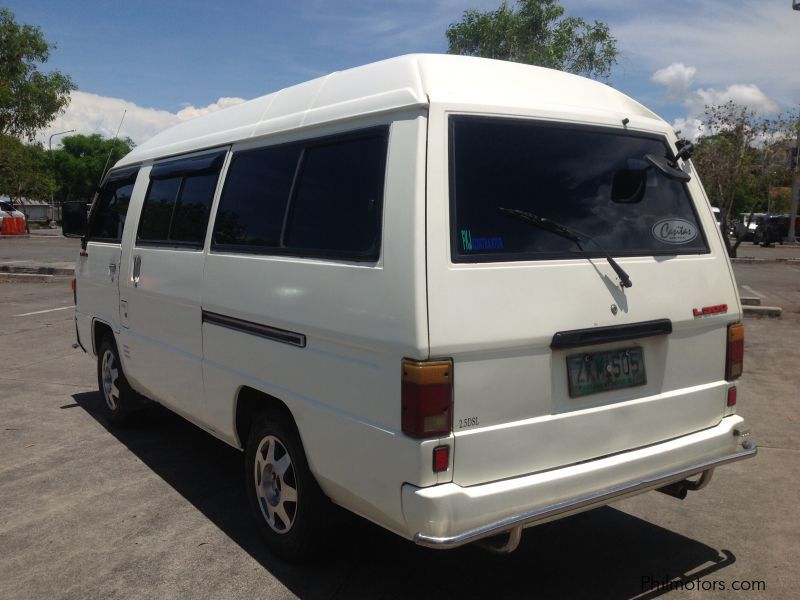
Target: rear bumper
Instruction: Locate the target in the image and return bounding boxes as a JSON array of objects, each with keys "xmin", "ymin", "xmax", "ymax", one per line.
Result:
[{"xmin": 402, "ymin": 415, "xmax": 755, "ymax": 549}]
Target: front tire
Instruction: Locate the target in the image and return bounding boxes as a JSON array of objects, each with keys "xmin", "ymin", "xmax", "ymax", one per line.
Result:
[
  {"xmin": 96, "ymin": 336, "xmax": 136, "ymax": 425},
  {"xmin": 245, "ymin": 411, "xmax": 331, "ymax": 561}
]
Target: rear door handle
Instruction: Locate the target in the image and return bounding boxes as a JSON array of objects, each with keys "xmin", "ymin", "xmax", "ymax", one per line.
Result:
[
  {"xmin": 132, "ymin": 255, "xmax": 142, "ymax": 287},
  {"xmin": 108, "ymin": 262, "xmax": 117, "ymax": 281}
]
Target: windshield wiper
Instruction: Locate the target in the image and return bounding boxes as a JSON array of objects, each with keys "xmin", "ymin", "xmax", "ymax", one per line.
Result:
[{"xmin": 498, "ymin": 208, "xmax": 633, "ymax": 288}]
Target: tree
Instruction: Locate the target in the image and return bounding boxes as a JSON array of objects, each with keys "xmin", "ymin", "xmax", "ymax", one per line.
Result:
[
  {"xmin": 446, "ymin": 0, "xmax": 618, "ymax": 80},
  {"xmin": 51, "ymin": 134, "xmax": 134, "ymax": 202},
  {"xmin": 0, "ymin": 134, "xmax": 54, "ymax": 201},
  {"xmin": 692, "ymin": 101, "xmax": 798, "ymax": 255},
  {"xmin": 0, "ymin": 8, "xmax": 76, "ymax": 140}
]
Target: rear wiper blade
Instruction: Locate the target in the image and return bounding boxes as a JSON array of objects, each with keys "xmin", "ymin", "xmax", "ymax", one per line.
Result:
[{"xmin": 498, "ymin": 208, "xmax": 633, "ymax": 288}]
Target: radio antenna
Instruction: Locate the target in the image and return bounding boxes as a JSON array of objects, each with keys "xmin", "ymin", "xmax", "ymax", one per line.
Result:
[{"xmin": 97, "ymin": 109, "xmax": 127, "ymax": 186}]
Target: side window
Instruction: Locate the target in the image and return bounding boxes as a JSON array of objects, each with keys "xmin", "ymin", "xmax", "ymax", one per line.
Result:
[
  {"xmin": 212, "ymin": 127, "xmax": 388, "ymax": 261},
  {"xmin": 137, "ymin": 151, "xmax": 224, "ymax": 247},
  {"xmin": 213, "ymin": 145, "xmax": 301, "ymax": 248},
  {"xmin": 88, "ymin": 170, "xmax": 137, "ymax": 242},
  {"xmin": 285, "ymin": 135, "xmax": 385, "ymax": 257}
]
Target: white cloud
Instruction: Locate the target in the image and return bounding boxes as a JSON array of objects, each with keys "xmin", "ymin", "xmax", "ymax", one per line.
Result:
[
  {"xmin": 176, "ymin": 97, "xmax": 246, "ymax": 120},
  {"xmin": 38, "ymin": 91, "xmax": 247, "ymax": 148},
  {"xmin": 611, "ymin": 1, "xmax": 800, "ymax": 108},
  {"xmin": 651, "ymin": 63, "xmax": 780, "ymax": 141},
  {"xmin": 651, "ymin": 63, "xmax": 696, "ymax": 100}
]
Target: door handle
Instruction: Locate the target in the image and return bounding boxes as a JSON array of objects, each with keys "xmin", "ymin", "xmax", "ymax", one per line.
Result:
[
  {"xmin": 132, "ymin": 255, "xmax": 142, "ymax": 287},
  {"xmin": 108, "ymin": 262, "xmax": 117, "ymax": 281}
]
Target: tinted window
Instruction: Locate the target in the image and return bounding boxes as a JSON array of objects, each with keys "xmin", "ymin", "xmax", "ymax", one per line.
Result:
[
  {"xmin": 212, "ymin": 128, "xmax": 387, "ymax": 261},
  {"xmin": 450, "ymin": 117, "xmax": 709, "ymax": 262},
  {"xmin": 285, "ymin": 135, "xmax": 385, "ymax": 256},
  {"xmin": 138, "ymin": 178, "xmax": 180, "ymax": 242},
  {"xmin": 171, "ymin": 173, "xmax": 219, "ymax": 243},
  {"xmin": 137, "ymin": 153, "xmax": 223, "ymax": 247},
  {"xmin": 88, "ymin": 171, "xmax": 137, "ymax": 242},
  {"xmin": 213, "ymin": 145, "xmax": 301, "ymax": 248}
]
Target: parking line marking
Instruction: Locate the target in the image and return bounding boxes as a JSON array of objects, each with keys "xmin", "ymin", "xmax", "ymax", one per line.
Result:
[
  {"xmin": 741, "ymin": 285, "xmax": 766, "ymax": 299},
  {"xmin": 14, "ymin": 306, "xmax": 73, "ymax": 317}
]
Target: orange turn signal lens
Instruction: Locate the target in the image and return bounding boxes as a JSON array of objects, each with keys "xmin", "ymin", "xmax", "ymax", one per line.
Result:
[
  {"xmin": 725, "ymin": 323, "xmax": 744, "ymax": 381},
  {"xmin": 401, "ymin": 359, "xmax": 453, "ymax": 438}
]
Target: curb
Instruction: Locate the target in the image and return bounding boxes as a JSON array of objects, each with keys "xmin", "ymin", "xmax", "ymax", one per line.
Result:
[
  {"xmin": 743, "ymin": 305, "xmax": 782, "ymax": 319},
  {"xmin": 732, "ymin": 257, "xmax": 800, "ymax": 264},
  {"xmin": 0, "ymin": 265, "xmax": 74, "ymax": 276},
  {"xmin": 0, "ymin": 272, "xmax": 56, "ymax": 283},
  {"xmin": 0, "ymin": 234, "xmax": 31, "ymax": 239},
  {"xmin": 740, "ymin": 297, "xmax": 761, "ymax": 306}
]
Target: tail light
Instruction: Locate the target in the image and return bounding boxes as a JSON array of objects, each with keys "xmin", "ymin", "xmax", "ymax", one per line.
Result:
[
  {"xmin": 725, "ymin": 323, "xmax": 744, "ymax": 380},
  {"xmin": 71, "ymin": 278, "xmax": 77, "ymax": 305},
  {"xmin": 401, "ymin": 358, "xmax": 452, "ymax": 438}
]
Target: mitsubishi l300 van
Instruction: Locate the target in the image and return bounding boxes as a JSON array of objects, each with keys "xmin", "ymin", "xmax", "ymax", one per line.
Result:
[{"xmin": 63, "ymin": 54, "xmax": 756, "ymax": 560}]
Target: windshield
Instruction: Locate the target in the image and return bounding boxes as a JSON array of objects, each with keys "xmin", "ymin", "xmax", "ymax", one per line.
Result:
[{"xmin": 449, "ymin": 116, "xmax": 709, "ymax": 262}]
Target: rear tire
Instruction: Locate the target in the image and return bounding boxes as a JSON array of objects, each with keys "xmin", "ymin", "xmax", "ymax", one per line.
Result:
[
  {"xmin": 245, "ymin": 411, "xmax": 331, "ymax": 561},
  {"xmin": 96, "ymin": 336, "xmax": 136, "ymax": 426}
]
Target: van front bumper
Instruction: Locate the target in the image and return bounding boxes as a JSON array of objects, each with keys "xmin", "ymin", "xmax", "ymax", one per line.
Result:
[{"xmin": 402, "ymin": 415, "xmax": 755, "ymax": 549}]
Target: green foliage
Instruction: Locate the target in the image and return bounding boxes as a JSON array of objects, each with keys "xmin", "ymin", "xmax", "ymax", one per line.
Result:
[
  {"xmin": 0, "ymin": 8, "xmax": 76, "ymax": 140},
  {"xmin": 693, "ymin": 101, "xmax": 797, "ymax": 217},
  {"xmin": 446, "ymin": 0, "xmax": 618, "ymax": 80},
  {"xmin": 0, "ymin": 134, "xmax": 54, "ymax": 200},
  {"xmin": 51, "ymin": 134, "xmax": 134, "ymax": 202}
]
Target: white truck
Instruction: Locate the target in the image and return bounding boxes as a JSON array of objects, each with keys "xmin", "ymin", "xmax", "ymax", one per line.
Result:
[{"xmin": 63, "ymin": 54, "xmax": 755, "ymax": 560}]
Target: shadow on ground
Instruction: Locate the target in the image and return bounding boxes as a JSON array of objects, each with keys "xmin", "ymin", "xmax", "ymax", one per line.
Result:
[{"xmin": 73, "ymin": 391, "xmax": 736, "ymax": 600}]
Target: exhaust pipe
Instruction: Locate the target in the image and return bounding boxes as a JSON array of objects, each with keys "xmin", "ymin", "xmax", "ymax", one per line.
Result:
[{"xmin": 657, "ymin": 469, "xmax": 714, "ymax": 500}]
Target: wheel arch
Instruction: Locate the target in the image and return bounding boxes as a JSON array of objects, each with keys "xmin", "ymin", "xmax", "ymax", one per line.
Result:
[
  {"xmin": 234, "ymin": 386, "xmax": 298, "ymax": 450},
  {"xmin": 92, "ymin": 319, "xmax": 115, "ymax": 357}
]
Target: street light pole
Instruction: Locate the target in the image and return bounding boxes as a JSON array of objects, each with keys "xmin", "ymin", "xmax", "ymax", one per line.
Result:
[{"xmin": 47, "ymin": 129, "xmax": 75, "ymax": 226}]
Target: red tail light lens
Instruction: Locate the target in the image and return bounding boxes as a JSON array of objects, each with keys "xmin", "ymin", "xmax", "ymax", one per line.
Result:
[
  {"xmin": 433, "ymin": 445, "xmax": 450, "ymax": 473},
  {"xmin": 727, "ymin": 386, "xmax": 737, "ymax": 407},
  {"xmin": 726, "ymin": 323, "xmax": 744, "ymax": 380},
  {"xmin": 401, "ymin": 359, "xmax": 452, "ymax": 438}
]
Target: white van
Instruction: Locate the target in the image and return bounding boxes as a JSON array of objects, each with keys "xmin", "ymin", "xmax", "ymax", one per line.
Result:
[{"xmin": 64, "ymin": 54, "xmax": 755, "ymax": 560}]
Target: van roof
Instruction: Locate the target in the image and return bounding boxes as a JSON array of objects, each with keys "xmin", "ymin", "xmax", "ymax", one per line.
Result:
[{"xmin": 116, "ymin": 54, "xmax": 664, "ymax": 168}]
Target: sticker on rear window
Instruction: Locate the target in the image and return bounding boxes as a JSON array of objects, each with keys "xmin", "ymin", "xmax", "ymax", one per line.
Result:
[
  {"xmin": 651, "ymin": 218, "xmax": 698, "ymax": 244},
  {"xmin": 460, "ymin": 229, "xmax": 503, "ymax": 251}
]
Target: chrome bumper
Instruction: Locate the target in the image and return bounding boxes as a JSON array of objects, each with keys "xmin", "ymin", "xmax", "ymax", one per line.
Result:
[{"xmin": 406, "ymin": 417, "xmax": 756, "ymax": 551}]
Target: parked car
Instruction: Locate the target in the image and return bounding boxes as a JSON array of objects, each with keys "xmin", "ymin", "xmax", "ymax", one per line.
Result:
[
  {"xmin": 63, "ymin": 54, "xmax": 755, "ymax": 560},
  {"xmin": 754, "ymin": 214, "xmax": 800, "ymax": 245},
  {"xmin": 737, "ymin": 212, "xmax": 765, "ymax": 241}
]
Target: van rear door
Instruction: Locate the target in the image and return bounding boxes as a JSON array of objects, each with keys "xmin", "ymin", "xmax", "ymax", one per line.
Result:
[{"xmin": 426, "ymin": 115, "xmax": 740, "ymax": 487}]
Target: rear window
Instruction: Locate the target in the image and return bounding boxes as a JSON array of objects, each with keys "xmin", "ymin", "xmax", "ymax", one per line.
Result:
[{"xmin": 450, "ymin": 116, "xmax": 709, "ymax": 262}]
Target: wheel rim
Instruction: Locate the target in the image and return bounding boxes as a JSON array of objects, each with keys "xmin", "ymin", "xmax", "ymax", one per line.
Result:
[
  {"xmin": 101, "ymin": 349, "xmax": 120, "ymax": 411},
  {"xmin": 254, "ymin": 435, "xmax": 298, "ymax": 534}
]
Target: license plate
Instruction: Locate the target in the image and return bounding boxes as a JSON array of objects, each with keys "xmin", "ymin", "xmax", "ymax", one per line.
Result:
[{"xmin": 567, "ymin": 347, "xmax": 646, "ymax": 398}]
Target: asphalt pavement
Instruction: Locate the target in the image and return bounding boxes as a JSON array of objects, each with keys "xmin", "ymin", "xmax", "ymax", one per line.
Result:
[{"xmin": 0, "ymin": 247, "xmax": 798, "ymax": 599}]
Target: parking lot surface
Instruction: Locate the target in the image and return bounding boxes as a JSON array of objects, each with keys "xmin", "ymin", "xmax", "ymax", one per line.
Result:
[{"xmin": 1, "ymin": 251, "xmax": 798, "ymax": 598}]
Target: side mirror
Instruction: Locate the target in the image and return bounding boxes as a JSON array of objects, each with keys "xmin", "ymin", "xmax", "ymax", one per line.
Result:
[
  {"xmin": 611, "ymin": 169, "xmax": 647, "ymax": 203},
  {"xmin": 62, "ymin": 201, "xmax": 88, "ymax": 239}
]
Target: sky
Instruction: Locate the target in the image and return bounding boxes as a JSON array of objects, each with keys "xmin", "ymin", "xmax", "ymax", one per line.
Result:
[{"xmin": 5, "ymin": 0, "xmax": 799, "ymax": 146}]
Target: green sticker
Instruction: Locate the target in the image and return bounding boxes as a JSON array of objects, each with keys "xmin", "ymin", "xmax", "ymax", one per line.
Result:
[{"xmin": 460, "ymin": 229, "xmax": 473, "ymax": 251}]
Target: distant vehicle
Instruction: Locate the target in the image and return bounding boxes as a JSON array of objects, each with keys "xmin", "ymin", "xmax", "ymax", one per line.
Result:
[
  {"xmin": 737, "ymin": 212, "xmax": 765, "ymax": 241},
  {"xmin": 0, "ymin": 200, "xmax": 26, "ymax": 232},
  {"xmin": 754, "ymin": 214, "xmax": 800, "ymax": 245}
]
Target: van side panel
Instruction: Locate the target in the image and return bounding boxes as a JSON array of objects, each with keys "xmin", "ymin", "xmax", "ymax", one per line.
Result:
[{"xmin": 200, "ymin": 113, "xmax": 430, "ymax": 533}]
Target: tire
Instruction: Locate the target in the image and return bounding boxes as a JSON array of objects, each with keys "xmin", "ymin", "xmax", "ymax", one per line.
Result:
[
  {"xmin": 96, "ymin": 336, "xmax": 136, "ymax": 425},
  {"xmin": 245, "ymin": 411, "xmax": 331, "ymax": 561}
]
